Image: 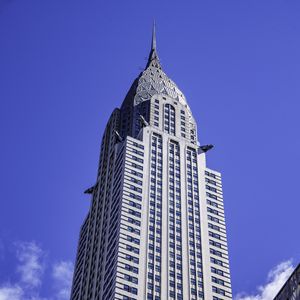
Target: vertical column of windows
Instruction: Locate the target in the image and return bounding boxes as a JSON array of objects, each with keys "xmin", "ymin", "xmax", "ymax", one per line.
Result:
[
  {"xmin": 179, "ymin": 109, "xmax": 197, "ymax": 144},
  {"xmin": 205, "ymin": 170, "xmax": 232, "ymax": 299},
  {"xmin": 190, "ymin": 127, "xmax": 196, "ymax": 144},
  {"xmin": 186, "ymin": 148, "xmax": 204, "ymax": 300},
  {"xmin": 168, "ymin": 141, "xmax": 183, "ymax": 300},
  {"xmin": 164, "ymin": 104, "xmax": 175, "ymax": 135},
  {"xmin": 180, "ymin": 110, "xmax": 186, "ymax": 139},
  {"xmin": 153, "ymin": 99, "xmax": 160, "ymax": 127},
  {"xmin": 180, "ymin": 111, "xmax": 186, "ymax": 138},
  {"xmin": 147, "ymin": 134, "xmax": 163, "ymax": 300}
]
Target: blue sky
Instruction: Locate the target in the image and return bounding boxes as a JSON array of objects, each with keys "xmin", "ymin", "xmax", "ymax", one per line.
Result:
[{"xmin": 0, "ymin": 1, "xmax": 300, "ymax": 299}]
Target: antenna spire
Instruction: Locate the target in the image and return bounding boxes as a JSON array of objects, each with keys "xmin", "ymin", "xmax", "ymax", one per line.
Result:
[
  {"xmin": 151, "ymin": 21, "xmax": 156, "ymax": 51},
  {"xmin": 146, "ymin": 21, "xmax": 160, "ymax": 69}
]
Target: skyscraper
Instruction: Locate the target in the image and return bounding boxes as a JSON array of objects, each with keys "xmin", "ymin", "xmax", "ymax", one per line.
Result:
[{"xmin": 70, "ymin": 26, "xmax": 232, "ymax": 300}]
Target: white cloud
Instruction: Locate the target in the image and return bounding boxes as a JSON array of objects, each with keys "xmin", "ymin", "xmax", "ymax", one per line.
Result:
[
  {"xmin": 0, "ymin": 240, "xmax": 73, "ymax": 300},
  {"xmin": 235, "ymin": 260, "xmax": 295, "ymax": 300},
  {"xmin": 52, "ymin": 261, "xmax": 74, "ymax": 300},
  {"xmin": 0, "ymin": 284, "xmax": 23, "ymax": 300},
  {"xmin": 15, "ymin": 241, "xmax": 45, "ymax": 288}
]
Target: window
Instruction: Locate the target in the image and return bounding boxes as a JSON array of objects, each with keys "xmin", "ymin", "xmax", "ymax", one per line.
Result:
[
  {"xmin": 210, "ymin": 257, "xmax": 223, "ymax": 266},
  {"xmin": 210, "ymin": 248, "xmax": 222, "ymax": 257},
  {"xmin": 207, "ymin": 200, "xmax": 219, "ymax": 208},
  {"xmin": 209, "ymin": 240, "xmax": 222, "ymax": 248},
  {"xmin": 206, "ymin": 178, "xmax": 217, "ymax": 185},
  {"xmin": 207, "ymin": 215, "xmax": 220, "ymax": 223},
  {"xmin": 207, "ymin": 207, "xmax": 219, "ymax": 215},
  {"xmin": 127, "ymin": 235, "xmax": 140, "ymax": 245},
  {"xmin": 212, "ymin": 286, "xmax": 225, "ymax": 296},
  {"xmin": 206, "ymin": 185, "xmax": 218, "ymax": 193},
  {"xmin": 205, "ymin": 171, "xmax": 217, "ymax": 178},
  {"xmin": 211, "ymin": 267, "xmax": 224, "ymax": 276},
  {"xmin": 123, "ymin": 284, "xmax": 138, "ymax": 295},
  {"xmin": 212, "ymin": 276, "xmax": 225, "ymax": 286},
  {"xmin": 208, "ymin": 223, "xmax": 220, "ymax": 231},
  {"xmin": 124, "ymin": 274, "xmax": 138, "ymax": 284},
  {"xmin": 207, "ymin": 192, "xmax": 218, "ymax": 200},
  {"xmin": 124, "ymin": 264, "xmax": 138, "ymax": 274},
  {"xmin": 209, "ymin": 231, "xmax": 221, "ymax": 239},
  {"xmin": 126, "ymin": 245, "xmax": 140, "ymax": 254}
]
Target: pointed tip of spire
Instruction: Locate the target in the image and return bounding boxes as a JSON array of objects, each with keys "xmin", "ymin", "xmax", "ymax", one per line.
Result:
[{"xmin": 151, "ymin": 20, "xmax": 156, "ymax": 51}]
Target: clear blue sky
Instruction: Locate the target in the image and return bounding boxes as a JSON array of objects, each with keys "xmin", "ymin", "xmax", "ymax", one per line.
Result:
[{"xmin": 0, "ymin": 0, "xmax": 300, "ymax": 299}]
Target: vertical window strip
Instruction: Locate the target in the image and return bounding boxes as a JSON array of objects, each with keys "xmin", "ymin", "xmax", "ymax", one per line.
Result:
[
  {"xmin": 168, "ymin": 141, "xmax": 183, "ymax": 300},
  {"xmin": 164, "ymin": 104, "xmax": 176, "ymax": 136},
  {"xmin": 168, "ymin": 142, "xmax": 176, "ymax": 299},
  {"xmin": 147, "ymin": 135, "xmax": 162, "ymax": 300},
  {"xmin": 186, "ymin": 149, "xmax": 204, "ymax": 300},
  {"xmin": 191, "ymin": 149, "xmax": 204, "ymax": 298}
]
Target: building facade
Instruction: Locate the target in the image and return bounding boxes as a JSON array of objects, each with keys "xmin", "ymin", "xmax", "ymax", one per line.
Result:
[{"xmin": 70, "ymin": 27, "xmax": 232, "ymax": 300}]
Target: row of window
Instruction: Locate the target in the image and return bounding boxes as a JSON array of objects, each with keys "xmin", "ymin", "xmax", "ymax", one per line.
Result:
[
  {"xmin": 147, "ymin": 134, "xmax": 163, "ymax": 300},
  {"xmin": 186, "ymin": 148, "xmax": 204, "ymax": 300},
  {"xmin": 168, "ymin": 141, "xmax": 183, "ymax": 299}
]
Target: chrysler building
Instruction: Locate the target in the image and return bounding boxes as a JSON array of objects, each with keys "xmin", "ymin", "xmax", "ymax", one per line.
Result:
[{"xmin": 70, "ymin": 26, "xmax": 232, "ymax": 300}]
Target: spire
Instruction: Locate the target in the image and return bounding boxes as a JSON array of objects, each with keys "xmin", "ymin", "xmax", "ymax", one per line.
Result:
[
  {"xmin": 146, "ymin": 21, "xmax": 160, "ymax": 69},
  {"xmin": 151, "ymin": 21, "xmax": 156, "ymax": 51}
]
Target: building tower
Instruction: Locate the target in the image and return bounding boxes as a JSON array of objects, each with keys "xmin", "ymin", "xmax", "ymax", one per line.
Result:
[{"xmin": 70, "ymin": 26, "xmax": 232, "ymax": 300}]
